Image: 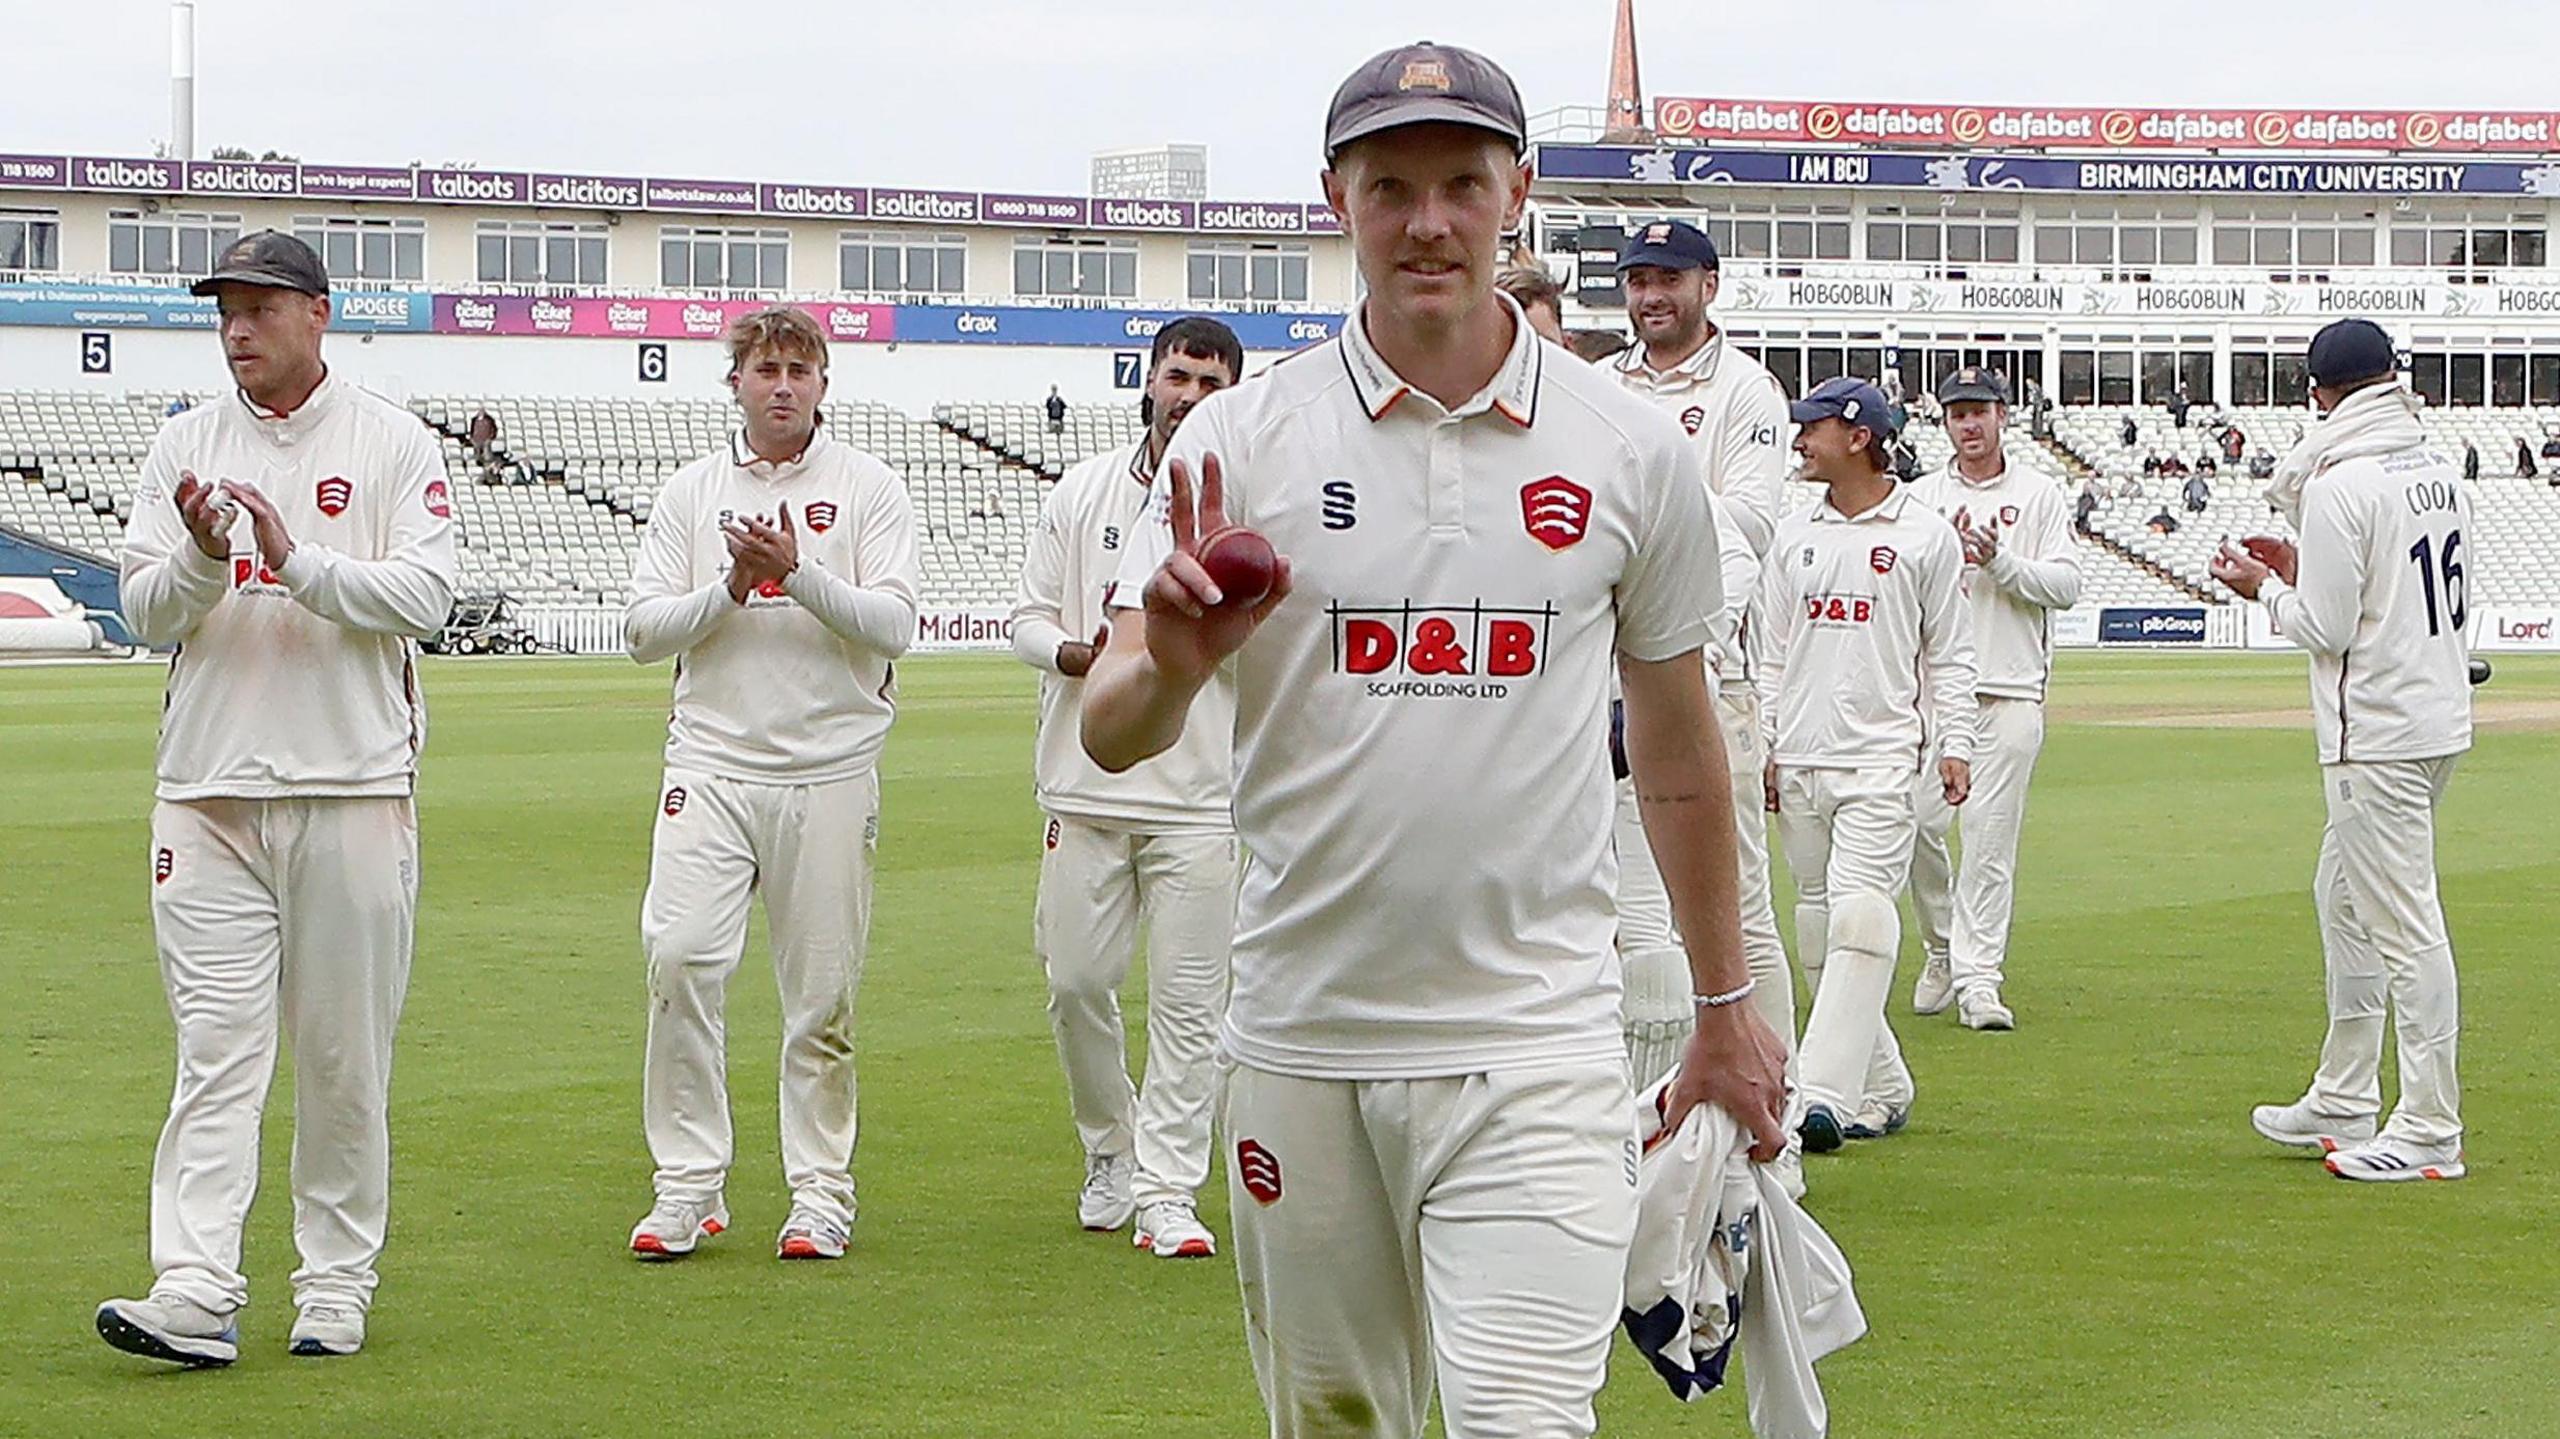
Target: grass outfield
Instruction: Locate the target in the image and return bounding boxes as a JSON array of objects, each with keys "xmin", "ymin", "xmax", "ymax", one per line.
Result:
[{"xmin": 3, "ymin": 650, "xmax": 2555, "ymax": 1438}]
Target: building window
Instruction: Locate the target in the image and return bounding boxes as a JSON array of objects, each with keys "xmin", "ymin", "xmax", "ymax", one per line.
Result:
[
  {"xmin": 837, "ymin": 230, "xmax": 965, "ymax": 296},
  {"xmin": 2388, "ymin": 213, "xmax": 2544, "ymax": 272},
  {"xmin": 2210, "ymin": 211, "xmax": 2374, "ymax": 275},
  {"xmin": 1012, "ymin": 236, "xmax": 1138, "ymax": 299},
  {"xmin": 1185, "ymin": 241, "xmax": 1310, "ymax": 304},
  {"xmin": 109, "ymin": 210, "xmax": 243, "ymax": 278},
  {"xmin": 660, "ymin": 225, "xmax": 789, "ymax": 291},
  {"xmin": 0, "ymin": 209, "xmax": 60, "ymax": 272},
  {"xmin": 1865, "ymin": 204, "xmax": 2019, "ymax": 271},
  {"xmin": 291, "ymin": 215, "xmax": 425, "ymax": 283},
  {"xmin": 475, "ymin": 220, "xmax": 608, "ymax": 286}
]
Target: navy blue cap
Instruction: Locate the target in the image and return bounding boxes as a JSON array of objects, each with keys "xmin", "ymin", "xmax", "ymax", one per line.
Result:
[
  {"xmin": 2306, "ymin": 318, "xmax": 2398, "ymax": 387},
  {"xmin": 1935, "ymin": 365, "xmax": 2009, "ymax": 406},
  {"xmin": 1325, "ymin": 43, "xmax": 1528, "ymax": 163},
  {"xmin": 1614, "ymin": 219, "xmax": 1719, "ymax": 274},
  {"xmin": 1789, "ymin": 377, "xmax": 1899, "ymax": 437}
]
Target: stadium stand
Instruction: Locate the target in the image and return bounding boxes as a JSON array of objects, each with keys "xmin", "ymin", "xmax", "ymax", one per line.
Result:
[{"xmin": 7, "ymin": 388, "xmax": 2549, "ymax": 630}]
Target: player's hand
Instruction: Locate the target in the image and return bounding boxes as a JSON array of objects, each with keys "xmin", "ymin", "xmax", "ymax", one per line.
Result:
[
  {"xmin": 2242, "ymin": 534, "xmax": 2298, "ymax": 585},
  {"xmin": 1940, "ymin": 756, "xmax": 1972, "ymax": 807},
  {"xmin": 1762, "ymin": 757, "xmax": 1780, "ymax": 814},
  {"xmin": 218, "ymin": 479, "xmax": 293, "ymax": 572},
  {"xmin": 1141, "ymin": 452, "xmax": 1292, "ymax": 684},
  {"xmin": 2210, "ymin": 541, "xmax": 2272, "ymax": 601},
  {"xmin": 1664, "ymin": 1000, "xmax": 1790, "ymax": 1163},
  {"xmin": 1056, "ymin": 621, "xmax": 1110, "ymax": 678},
  {"xmin": 1958, "ymin": 519, "xmax": 2000, "ymax": 566},
  {"xmin": 723, "ymin": 503, "xmax": 800, "ymax": 601},
  {"xmin": 173, "ymin": 470, "xmax": 232, "ymax": 560}
]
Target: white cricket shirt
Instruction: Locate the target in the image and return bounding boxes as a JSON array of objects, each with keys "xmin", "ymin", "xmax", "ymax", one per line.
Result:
[
  {"xmin": 1904, "ymin": 454, "xmax": 2082, "ymax": 701},
  {"xmin": 1115, "ymin": 297, "xmax": 1724, "ymax": 1079},
  {"xmin": 625, "ymin": 427, "xmax": 922, "ymax": 783},
  {"xmin": 1013, "ymin": 439, "xmax": 1233, "ymax": 832},
  {"xmin": 1613, "ymin": 328, "xmax": 1794, "ymax": 557},
  {"xmin": 1758, "ymin": 486, "xmax": 1979, "ymax": 771},
  {"xmin": 120, "ymin": 376, "xmax": 459, "ymax": 801},
  {"xmin": 2259, "ymin": 447, "xmax": 2474, "ymax": 764}
]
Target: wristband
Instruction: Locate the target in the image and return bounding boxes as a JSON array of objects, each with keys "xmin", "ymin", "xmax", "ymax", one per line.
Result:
[{"xmin": 1692, "ymin": 980, "xmax": 1755, "ymax": 1010}]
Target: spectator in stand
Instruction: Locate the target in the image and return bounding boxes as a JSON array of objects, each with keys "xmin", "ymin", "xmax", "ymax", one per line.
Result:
[
  {"xmin": 2222, "ymin": 425, "xmax": 2247, "ymax": 462},
  {"xmin": 2183, "ymin": 472, "xmax": 2212, "ymax": 514},
  {"xmin": 2117, "ymin": 474, "xmax": 2145, "ymax": 499},
  {"xmin": 2148, "ymin": 506, "xmax": 2180, "ymax": 534},
  {"xmin": 162, "ymin": 395, "xmax": 193, "ymax": 418},
  {"xmin": 2121, "ymin": 415, "xmax": 2140, "ymax": 449},
  {"xmin": 2517, "ymin": 437, "xmax": 2537, "ymax": 478},
  {"xmin": 1495, "ymin": 266, "xmax": 1568, "ymax": 346},
  {"xmin": 1565, "ymin": 328, "xmax": 1630, "ymax": 364},
  {"xmin": 1045, "ymin": 386, "xmax": 1067, "ymax": 436},
  {"xmin": 2250, "ymin": 448, "xmax": 2278, "ymax": 480},
  {"xmin": 468, "ymin": 410, "xmax": 500, "ymax": 481},
  {"xmin": 2169, "ymin": 385, "xmax": 2192, "ymax": 428},
  {"xmin": 2074, "ymin": 478, "xmax": 2102, "ymax": 536},
  {"xmin": 2462, "ymin": 440, "xmax": 2480, "ymax": 481},
  {"xmin": 2540, "ymin": 429, "xmax": 2560, "ymax": 461},
  {"xmin": 2162, "ymin": 454, "xmax": 2190, "ymax": 478},
  {"xmin": 2142, "ymin": 453, "xmax": 2162, "ymax": 477},
  {"xmin": 2195, "ymin": 450, "xmax": 2218, "ymax": 476}
]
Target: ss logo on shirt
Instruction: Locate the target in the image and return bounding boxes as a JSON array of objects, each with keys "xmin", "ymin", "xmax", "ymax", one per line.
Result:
[
  {"xmin": 1322, "ymin": 480, "xmax": 1358, "ymax": 531},
  {"xmin": 1101, "ymin": 525, "xmax": 1121, "ymax": 551}
]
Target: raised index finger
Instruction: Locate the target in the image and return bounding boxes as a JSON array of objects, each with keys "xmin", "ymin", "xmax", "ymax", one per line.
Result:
[{"xmin": 1164, "ymin": 456, "xmax": 1200, "ymax": 554}]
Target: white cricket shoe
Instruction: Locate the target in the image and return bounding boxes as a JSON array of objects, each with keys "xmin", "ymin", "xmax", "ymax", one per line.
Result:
[
  {"xmin": 1078, "ymin": 1150, "xmax": 1136, "ymax": 1232},
  {"xmin": 95, "ymin": 1294, "xmax": 238, "ymax": 1367},
  {"xmin": 777, "ymin": 1205, "xmax": 851, "ymax": 1260},
  {"xmin": 289, "ymin": 1304, "xmax": 365, "ymax": 1357},
  {"xmin": 2325, "ymin": 1137, "xmax": 2466, "ymax": 1183},
  {"xmin": 1133, "ymin": 1199, "xmax": 1216, "ymax": 1259},
  {"xmin": 1958, "ymin": 990, "xmax": 2016, "ymax": 1032},
  {"xmin": 2250, "ymin": 1098, "xmax": 2378, "ymax": 1153},
  {"xmin": 1912, "ymin": 956, "xmax": 1955, "ymax": 1016},
  {"xmin": 629, "ymin": 1193, "xmax": 728, "ymax": 1260},
  {"xmin": 1843, "ymin": 1098, "xmax": 1911, "ymax": 1141}
]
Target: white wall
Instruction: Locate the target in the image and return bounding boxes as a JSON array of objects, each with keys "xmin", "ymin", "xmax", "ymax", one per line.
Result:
[{"xmin": 0, "ymin": 327, "xmax": 1295, "ymax": 411}]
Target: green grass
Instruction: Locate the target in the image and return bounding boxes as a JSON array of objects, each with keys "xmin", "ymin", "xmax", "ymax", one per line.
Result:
[{"xmin": 2, "ymin": 651, "xmax": 2555, "ymax": 1438}]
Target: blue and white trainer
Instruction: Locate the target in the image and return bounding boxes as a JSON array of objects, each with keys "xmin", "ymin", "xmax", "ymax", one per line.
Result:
[{"xmin": 96, "ymin": 1294, "xmax": 238, "ymax": 1367}]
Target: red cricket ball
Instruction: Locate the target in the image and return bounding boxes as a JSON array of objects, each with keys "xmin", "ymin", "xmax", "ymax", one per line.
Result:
[{"xmin": 1196, "ymin": 525, "xmax": 1278, "ymax": 609}]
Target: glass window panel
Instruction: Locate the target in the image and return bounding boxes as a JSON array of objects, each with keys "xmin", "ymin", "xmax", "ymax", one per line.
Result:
[
  {"xmin": 2121, "ymin": 227, "xmax": 2158, "ymax": 264},
  {"xmin": 396, "ymin": 229, "xmax": 422, "ymax": 280},
  {"xmin": 2473, "ymin": 229, "xmax": 2510, "ymax": 267},
  {"xmin": 2232, "ymin": 353, "xmax": 2271, "ymax": 406},
  {"xmin": 578, "ymin": 236, "xmax": 606, "ymax": 283},
  {"xmin": 2161, "ymin": 228, "xmax": 2198, "ymax": 265},
  {"xmin": 1218, "ymin": 252, "xmax": 1245, "ymax": 299},
  {"xmin": 2493, "ymin": 353, "xmax": 2526, "ymax": 406},
  {"xmin": 2273, "ymin": 352, "xmax": 2311, "ymax": 402},
  {"xmin": 545, "ymin": 235, "xmax": 575, "ymax": 279},
  {"xmin": 1188, "ymin": 250, "xmax": 1215, "ymax": 299},
  {"xmin": 325, "ymin": 230, "xmax": 356, "ymax": 277},
  {"xmin": 840, "ymin": 244, "xmax": 868, "ymax": 292},
  {"xmin": 1733, "ymin": 219, "xmax": 1771, "ymax": 258},
  {"xmin": 2034, "ymin": 224, "xmax": 2070, "ymax": 264},
  {"xmin": 661, "ymin": 237, "xmax": 688, "ymax": 285},
  {"xmin": 1869, "ymin": 224, "xmax": 1905, "ymax": 261},
  {"xmin": 1948, "ymin": 225, "xmax": 1983, "ymax": 263},
  {"xmin": 2513, "ymin": 230, "xmax": 2546, "ymax": 267},
  {"xmin": 2531, "ymin": 354, "xmax": 2560, "ymax": 405},
  {"xmin": 1014, "ymin": 247, "xmax": 1042, "ymax": 295},
  {"xmin": 2297, "ymin": 228, "xmax": 2336, "ymax": 265},
  {"xmin": 1282, "ymin": 254, "xmax": 1308, "ymax": 302},
  {"xmin": 2430, "ymin": 229, "xmax": 2464, "ymax": 266},
  {"xmin": 1044, "ymin": 249, "xmax": 1074, "ymax": 294},
  {"xmin": 111, "ymin": 223, "xmax": 140, "ymax": 273},
  {"xmin": 361, "ymin": 228, "xmax": 392, "ymax": 277},
  {"xmin": 212, "ymin": 223, "xmax": 240, "ymax": 258},
  {"xmin": 2253, "ymin": 228, "xmax": 2291, "ymax": 266},
  {"xmin": 937, "ymin": 246, "xmax": 965, "ymax": 292},
  {"xmin": 2181, "ymin": 352, "xmax": 2215, "ymax": 404},
  {"xmin": 691, "ymin": 239, "xmax": 721, "ymax": 287},
  {"xmin": 1906, "ymin": 226, "xmax": 1940, "ymax": 262},
  {"xmin": 178, "ymin": 227, "xmax": 210, "ymax": 275},
  {"xmin": 2074, "ymin": 226, "xmax": 2112, "ymax": 264},
  {"xmin": 2213, "ymin": 225, "xmax": 2251, "ymax": 265},
  {"xmin": 1776, "ymin": 220, "xmax": 1813, "ymax": 258},
  {"xmin": 2060, "ymin": 351, "xmax": 2097, "ymax": 405},
  {"xmin": 2338, "ymin": 228, "xmax": 2375, "ymax": 266},
  {"xmin": 1816, "ymin": 221, "xmax": 1850, "ymax": 259},
  {"xmin": 478, "ymin": 232, "xmax": 507, "ymax": 281},
  {"xmin": 2140, "ymin": 352, "xmax": 2178, "ymax": 403},
  {"xmin": 1806, "ymin": 347, "xmax": 1845, "ymax": 386},
  {"xmin": 1108, "ymin": 250, "xmax": 1136, "ymax": 296},
  {"xmin": 721, "ymin": 239, "xmax": 751, "ymax": 285},
  {"xmin": 143, "ymin": 226, "xmax": 174, "ymax": 274},
  {"xmin": 1251, "ymin": 252, "xmax": 1281, "ymax": 299},
  {"xmin": 760, "ymin": 242, "xmax": 786, "ymax": 288},
  {"xmin": 2389, "ymin": 228, "xmax": 2426, "ymax": 266},
  {"xmin": 901, "ymin": 245, "xmax": 932, "ymax": 292},
  {"xmin": 2449, "ymin": 353, "xmax": 2486, "ymax": 406},
  {"xmin": 873, "ymin": 246, "xmax": 903, "ymax": 292}
]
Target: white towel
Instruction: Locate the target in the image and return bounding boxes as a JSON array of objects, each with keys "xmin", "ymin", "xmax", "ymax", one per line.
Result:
[{"xmin": 1621, "ymin": 1074, "xmax": 1866, "ymax": 1439}]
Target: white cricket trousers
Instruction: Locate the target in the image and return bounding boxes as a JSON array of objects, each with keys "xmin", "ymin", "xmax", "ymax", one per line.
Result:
[
  {"xmin": 1034, "ymin": 815, "xmax": 1235, "ymax": 1206},
  {"xmin": 145, "ymin": 795, "xmax": 417, "ymax": 1317},
  {"xmin": 1225, "ymin": 1062, "xmax": 1636, "ymax": 1439},
  {"xmin": 2302, "ymin": 757, "xmax": 2463, "ymax": 1148},
  {"xmin": 1911, "ymin": 697, "xmax": 2045, "ymax": 999},
  {"xmin": 641, "ymin": 768, "xmax": 877, "ymax": 1229},
  {"xmin": 1780, "ymin": 767, "xmax": 1918, "ymax": 1115},
  {"xmin": 1613, "ymin": 689, "xmax": 1795, "ymax": 1088}
]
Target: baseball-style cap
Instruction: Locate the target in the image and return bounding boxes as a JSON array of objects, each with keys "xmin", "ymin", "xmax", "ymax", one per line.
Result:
[
  {"xmin": 190, "ymin": 230, "xmax": 330, "ymax": 298},
  {"xmin": 1616, "ymin": 219, "xmax": 1719, "ymax": 274},
  {"xmin": 1789, "ymin": 376, "xmax": 1900, "ymax": 437},
  {"xmin": 1935, "ymin": 365, "xmax": 2010, "ymax": 405},
  {"xmin": 2306, "ymin": 318, "xmax": 2397, "ymax": 387},
  {"xmin": 1324, "ymin": 42, "xmax": 1528, "ymax": 163}
]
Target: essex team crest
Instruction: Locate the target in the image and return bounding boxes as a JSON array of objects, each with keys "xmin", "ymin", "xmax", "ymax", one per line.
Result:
[
  {"xmin": 315, "ymin": 476, "xmax": 352, "ymax": 517},
  {"xmin": 1521, "ymin": 476, "xmax": 1593, "ymax": 552},
  {"xmin": 804, "ymin": 501, "xmax": 839, "ymax": 533},
  {"xmin": 1871, "ymin": 545, "xmax": 1899, "ymax": 575}
]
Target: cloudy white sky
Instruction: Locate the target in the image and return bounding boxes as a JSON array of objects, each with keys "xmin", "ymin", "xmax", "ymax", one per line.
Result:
[{"xmin": 3, "ymin": 0, "xmax": 2550, "ymax": 199}]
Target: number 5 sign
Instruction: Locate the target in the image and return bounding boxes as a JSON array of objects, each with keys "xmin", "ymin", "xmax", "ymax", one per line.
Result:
[{"xmin": 81, "ymin": 332, "xmax": 112, "ymax": 375}]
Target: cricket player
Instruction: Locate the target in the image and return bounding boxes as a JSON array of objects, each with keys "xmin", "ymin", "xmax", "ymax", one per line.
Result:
[
  {"xmin": 1082, "ymin": 44, "xmax": 1786, "ymax": 1439},
  {"xmin": 1904, "ymin": 367, "xmax": 2082, "ymax": 1032},
  {"xmin": 100, "ymin": 230, "xmax": 457, "ymax": 1364},
  {"xmin": 1609, "ymin": 219, "xmax": 1793, "ymax": 555},
  {"xmin": 623, "ymin": 307, "xmax": 921, "ymax": 1259},
  {"xmin": 1759, "ymin": 377, "xmax": 1976, "ymax": 1154},
  {"xmin": 1606, "ymin": 220, "xmax": 1795, "ymax": 1138},
  {"xmin": 1011, "ymin": 316, "xmax": 1244, "ymax": 1258},
  {"xmin": 2211, "ymin": 318, "xmax": 2472, "ymax": 1183}
]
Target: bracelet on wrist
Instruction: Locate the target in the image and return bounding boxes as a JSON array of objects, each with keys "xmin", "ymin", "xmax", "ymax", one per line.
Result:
[{"xmin": 1692, "ymin": 980, "xmax": 1755, "ymax": 1010}]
